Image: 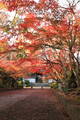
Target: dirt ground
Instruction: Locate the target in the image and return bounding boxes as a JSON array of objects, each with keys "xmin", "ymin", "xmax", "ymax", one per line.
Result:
[{"xmin": 0, "ymin": 88, "xmax": 71, "ymax": 120}]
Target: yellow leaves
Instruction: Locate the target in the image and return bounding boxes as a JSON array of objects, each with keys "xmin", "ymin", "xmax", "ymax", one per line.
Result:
[
  {"xmin": 0, "ymin": 40, "xmax": 8, "ymax": 52},
  {"xmin": 25, "ymin": 49, "xmax": 30, "ymax": 54},
  {"xmin": 0, "ymin": 2, "xmax": 7, "ymax": 10},
  {"xmin": 12, "ymin": 16, "xmax": 19, "ymax": 25},
  {"xmin": 75, "ymin": 18, "xmax": 80, "ymax": 25},
  {"xmin": 11, "ymin": 65, "xmax": 20, "ymax": 71},
  {"xmin": 18, "ymin": 45, "xmax": 24, "ymax": 49},
  {"xmin": 0, "ymin": 47, "xmax": 5, "ymax": 52},
  {"xmin": 0, "ymin": 43, "xmax": 6, "ymax": 52}
]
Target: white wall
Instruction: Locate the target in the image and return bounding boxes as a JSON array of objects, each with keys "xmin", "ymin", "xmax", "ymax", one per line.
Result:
[{"xmin": 23, "ymin": 78, "xmax": 36, "ymax": 83}]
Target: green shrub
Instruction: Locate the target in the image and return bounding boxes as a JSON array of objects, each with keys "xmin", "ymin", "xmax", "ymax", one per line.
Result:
[
  {"xmin": 25, "ymin": 80, "xmax": 30, "ymax": 87},
  {"xmin": 17, "ymin": 80, "xmax": 23, "ymax": 88},
  {"xmin": 50, "ymin": 82, "xmax": 58, "ymax": 88},
  {"xmin": 0, "ymin": 79, "xmax": 4, "ymax": 88},
  {"xmin": 0, "ymin": 84, "xmax": 4, "ymax": 88},
  {"xmin": 62, "ymin": 87, "xmax": 69, "ymax": 92}
]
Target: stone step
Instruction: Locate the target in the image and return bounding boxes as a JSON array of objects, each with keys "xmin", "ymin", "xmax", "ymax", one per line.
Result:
[{"xmin": 30, "ymin": 83, "xmax": 50, "ymax": 87}]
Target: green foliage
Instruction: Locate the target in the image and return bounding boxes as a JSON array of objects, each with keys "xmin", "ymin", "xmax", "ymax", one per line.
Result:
[
  {"xmin": 50, "ymin": 82, "xmax": 58, "ymax": 88},
  {"xmin": 19, "ymin": 77, "xmax": 23, "ymax": 81},
  {"xmin": 0, "ymin": 83, "xmax": 4, "ymax": 88},
  {"xmin": 62, "ymin": 87, "xmax": 69, "ymax": 92},
  {"xmin": 25, "ymin": 80, "xmax": 30, "ymax": 87},
  {"xmin": 17, "ymin": 79, "xmax": 23, "ymax": 88},
  {"xmin": 16, "ymin": 51, "xmax": 27, "ymax": 59},
  {"xmin": 0, "ymin": 67, "xmax": 4, "ymax": 71},
  {"xmin": 16, "ymin": 54, "xmax": 24, "ymax": 58},
  {"xmin": 0, "ymin": 70, "xmax": 17, "ymax": 88}
]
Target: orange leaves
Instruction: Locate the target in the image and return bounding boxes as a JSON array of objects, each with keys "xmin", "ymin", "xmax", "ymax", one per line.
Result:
[
  {"xmin": 20, "ymin": 23, "xmax": 28, "ymax": 29},
  {"xmin": 36, "ymin": 0, "xmax": 58, "ymax": 10},
  {"xmin": 55, "ymin": 23, "xmax": 69, "ymax": 38},
  {"xmin": 74, "ymin": 18, "xmax": 80, "ymax": 27},
  {"xmin": 24, "ymin": 33, "xmax": 35, "ymax": 40},
  {"xmin": 41, "ymin": 25, "xmax": 58, "ymax": 38},
  {"xmin": 58, "ymin": 25, "xmax": 67, "ymax": 32},
  {"xmin": 48, "ymin": 0, "xmax": 58, "ymax": 9},
  {"xmin": 6, "ymin": 0, "xmax": 17, "ymax": 11},
  {"xmin": 0, "ymin": 60, "xmax": 19, "ymax": 72},
  {"xmin": 0, "ymin": 0, "xmax": 79, "ymax": 80},
  {"xmin": 53, "ymin": 64, "xmax": 62, "ymax": 73},
  {"xmin": 43, "ymin": 25, "xmax": 57, "ymax": 33},
  {"xmin": 0, "ymin": 58, "xmax": 31, "ymax": 76},
  {"xmin": 36, "ymin": 0, "xmax": 46, "ymax": 9},
  {"xmin": 24, "ymin": 13, "xmax": 36, "ymax": 22},
  {"xmin": 0, "ymin": 2, "xmax": 7, "ymax": 10},
  {"xmin": 20, "ymin": 13, "xmax": 39, "ymax": 30},
  {"xmin": 57, "ymin": 23, "xmax": 69, "ymax": 33},
  {"xmin": 0, "ymin": 38, "xmax": 8, "ymax": 53},
  {"xmin": 5, "ymin": 0, "xmax": 24, "ymax": 11},
  {"xmin": 24, "ymin": 13, "xmax": 37, "ymax": 20},
  {"xmin": 4, "ymin": 0, "xmax": 36, "ymax": 11}
]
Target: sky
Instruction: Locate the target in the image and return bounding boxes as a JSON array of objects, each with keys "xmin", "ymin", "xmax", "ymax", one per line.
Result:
[
  {"xmin": 58, "ymin": 0, "xmax": 80, "ymax": 10},
  {"xmin": 34, "ymin": 0, "xmax": 80, "ymax": 10}
]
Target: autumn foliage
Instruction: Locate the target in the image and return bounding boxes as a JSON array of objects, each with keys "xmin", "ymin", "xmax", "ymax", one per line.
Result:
[{"xmin": 0, "ymin": 0, "xmax": 80, "ymax": 88}]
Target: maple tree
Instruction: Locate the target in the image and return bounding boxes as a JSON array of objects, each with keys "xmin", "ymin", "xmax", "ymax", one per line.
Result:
[{"xmin": 0, "ymin": 0, "xmax": 80, "ymax": 88}]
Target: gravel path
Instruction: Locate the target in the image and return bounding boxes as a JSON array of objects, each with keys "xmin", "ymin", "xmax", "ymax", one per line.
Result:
[{"xmin": 0, "ymin": 89, "xmax": 71, "ymax": 120}]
